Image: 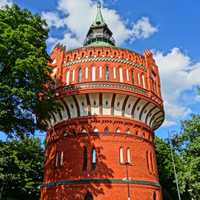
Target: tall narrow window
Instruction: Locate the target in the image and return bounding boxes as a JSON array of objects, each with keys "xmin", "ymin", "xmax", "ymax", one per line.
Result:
[
  {"xmin": 72, "ymin": 69, "xmax": 75, "ymax": 82},
  {"xmin": 93, "ymin": 127, "xmax": 99, "ymax": 133},
  {"xmin": 99, "ymin": 66, "xmax": 102, "ymax": 78},
  {"xmin": 55, "ymin": 152, "xmax": 59, "ymax": 167},
  {"xmin": 92, "ymin": 66, "xmax": 96, "ymax": 81},
  {"xmin": 146, "ymin": 151, "xmax": 150, "ymax": 173},
  {"xmin": 84, "ymin": 192, "xmax": 93, "ymax": 200},
  {"xmin": 126, "ymin": 69, "xmax": 129, "ymax": 81},
  {"xmin": 151, "ymin": 72, "xmax": 157, "ymax": 93},
  {"xmin": 78, "ymin": 67, "xmax": 82, "ymax": 82},
  {"xmin": 104, "ymin": 127, "xmax": 109, "ymax": 134},
  {"xmin": 83, "ymin": 146, "xmax": 88, "ymax": 171},
  {"xmin": 66, "ymin": 71, "xmax": 70, "ymax": 85},
  {"xmin": 85, "ymin": 67, "xmax": 88, "ymax": 80},
  {"xmin": 132, "ymin": 71, "xmax": 134, "ymax": 84},
  {"xmin": 150, "ymin": 152, "xmax": 154, "ymax": 173},
  {"xmin": 153, "ymin": 192, "xmax": 156, "ymax": 200},
  {"xmin": 60, "ymin": 152, "xmax": 64, "ymax": 166},
  {"xmin": 81, "ymin": 128, "xmax": 87, "ymax": 134},
  {"xmin": 126, "ymin": 148, "xmax": 131, "ymax": 163},
  {"xmin": 91, "ymin": 147, "xmax": 97, "ymax": 170},
  {"xmin": 137, "ymin": 73, "xmax": 141, "ymax": 85},
  {"xmin": 113, "ymin": 67, "xmax": 116, "ymax": 79},
  {"xmin": 119, "ymin": 147, "xmax": 124, "ymax": 164},
  {"xmin": 105, "ymin": 65, "xmax": 109, "ymax": 80},
  {"xmin": 119, "ymin": 67, "xmax": 123, "ymax": 82},
  {"xmin": 115, "ymin": 128, "xmax": 120, "ymax": 134},
  {"xmin": 142, "ymin": 74, "xmax": 146, "ymax": 88}
]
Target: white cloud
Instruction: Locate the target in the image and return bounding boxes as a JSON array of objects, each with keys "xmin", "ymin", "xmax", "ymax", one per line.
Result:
[
  {"xmin": 0, "ymin": 0, "xmax": 13, "ymax": 9},
  {"xmin": 162, "ymin": 119, "xmax": 177, "ymax": 128},
  {"xmin": 154, "ymin": 48, "xmax": 200, "ymax": 127},
  {"xmin": 41, "ymin": 12, "xmax": 66, "ymax": 28},
  {"xmin": 43, "ymin": 0, "xmax": 157, "ymax": 49},
  {"xmin": 131, "ymin": 17, "xmax": 158, "ymax": 41}
]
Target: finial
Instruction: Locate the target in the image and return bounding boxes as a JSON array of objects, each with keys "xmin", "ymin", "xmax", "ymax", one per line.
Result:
[{"xmin": 97, "ymin": 1, "xmax": 101, "ymax": 9}]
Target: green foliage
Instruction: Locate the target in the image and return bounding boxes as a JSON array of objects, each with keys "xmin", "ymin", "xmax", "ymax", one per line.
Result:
[
  {"xmin": 175, "ymin": 115, "xmax": 200, "ymax": 200},
  {"xmin": 0, "ymin": 5, "xmax": 57, "ymax": 138},
  {"xmin": 155, "ymin": 137, "xmax": 182, "ymax": 200},
  {"xmin": 0, "ymin": 137, "xmax": 44, "ymax": 200},
  {"xmin": 156, "ymin": 115, "xmax": 200, "ymax": 200}
]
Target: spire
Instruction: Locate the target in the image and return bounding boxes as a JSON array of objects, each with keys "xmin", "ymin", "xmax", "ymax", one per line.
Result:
[
  {"xmin": 93, "ymin": 2, "xmax": 105, "ymax": 26},
  {"xmin": 83, "ymin": 2, "xmax": 116, "ymax": 47}
]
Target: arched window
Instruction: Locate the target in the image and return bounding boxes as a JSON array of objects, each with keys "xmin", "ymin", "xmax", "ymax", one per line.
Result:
[
  {"xmin": 104, "ymin": 127, "xmax": 109, "ymax": 134},
  {"xmin": 142, "ymin": 74, "xmax": 146, "ymax": 88},
  {"xmin": 91, "ymin": 147, "xmax": 97, "ymax": 170},
  {"xmin": 78, "ymin": 67, "xmax": 82, "ymax": 82},
  {"xmin": 84, "ymin": 192, "xmax": 93, "ymax": 200},
  {"xmin": 126, "ymin": 129, "xmax": 131, "ymax": 134},
  {"xmin": 151, "ymin": 72, "xmax": 157, "ymax": 93},
  {"xmin": 126, "ymin": 148, "xmax": 131, "ymax": 163},
  {"xmin": 92, "ymin": 66, "xmax": 96, "ymax": 81},
  {"xmin": 55, "ymin": 152, "xmax": 59, "ymax": 167},
  {"xmin": 72, "ymin": 69, "xmax": 75, "ymax": 82},
  {"xmin": 99, "ymin": 66, "xmax": 102, "ymax": 78},
  {"xmin": 113, "ymin": 67, "xmax": 116, "ymax": 79},
  {"xmin": 132, "ymin": 71, "xmax": 134, "ymax": 84},
  {"xmin": 115, "ymin": 128, "xmax": 120, "ymax": 134},
  {"xmin": 83, "ymin": 146, "xmax": 88, "ymax": 171},
  {"xmin": 60, "ymin": 152, "xmax": 64, "ymax": 166},
  {"xmin": 119, "ymin": 147, "xmax": 124, "ymax": 164},
  {"xmin": 150, "ymin": 152, "xmax": 154, "ymax": 173},
  {"xmin": 81, "ymin": 128, "xmax": 87, "ymax": 134},
  {"xmin": 153, "ymin": 191, "xmax": 156, "ymax": 200},
  {"xmin": 126, "ymin": 69, "xmax": 129, "ymax": 81},
  {"xmin": 105, "ymin": 65, "xmax": 109, "ymax": 80},
  {"xmin": 85, "ymin": 66, "xmax": 88, "ymax": 80},
  {"xmin": 66, "ymin": 71, "xmax": 70, "ymax": 85},
  {"xmin": 119, "ymin": 67, "xmax": 123, "ymax": 82},
  {"xmin": 137, "ymin": 72, "xmax": 141, "ymax": 85},
  {"xmin": 93, "ymin": 127, "xmax": 99, "ymax": 133}
]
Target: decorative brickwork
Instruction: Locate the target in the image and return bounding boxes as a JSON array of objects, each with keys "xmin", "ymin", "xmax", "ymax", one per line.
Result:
[{"xmin": 40, "ymin": 4, "xmax": 164, "ymax": 200}]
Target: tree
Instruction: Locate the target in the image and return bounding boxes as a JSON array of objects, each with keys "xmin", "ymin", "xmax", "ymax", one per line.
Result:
[
  {"xmin": 174, "ymin": 115, "xmax": 200, "ymax": 200},
  {"xmin": 155, "ymin": 137, "xmax": 182, "ymax": 200},
  {"xmin": 0, "ymin": 5, "xmax": 57, "ymax": 138},
  {"xmin": 0, "ymin": 137, "xmax": 44, "ymax": 200},
  {"xmin": 155, "ymin": 115, "xmax": 200, "ymax": 200}
]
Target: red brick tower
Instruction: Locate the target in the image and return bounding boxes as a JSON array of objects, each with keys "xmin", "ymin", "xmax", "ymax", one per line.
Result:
[{"xmin": 41, "ymin": 3, "xmax": 164, "ymax": 200}]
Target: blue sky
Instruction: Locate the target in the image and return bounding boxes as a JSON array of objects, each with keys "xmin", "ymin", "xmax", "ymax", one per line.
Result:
[{"xmin": 1, "ymin": 0, "xmax": 200, "ymax": 139}]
